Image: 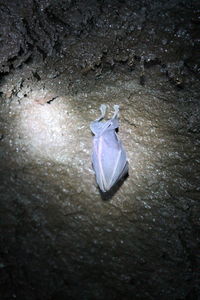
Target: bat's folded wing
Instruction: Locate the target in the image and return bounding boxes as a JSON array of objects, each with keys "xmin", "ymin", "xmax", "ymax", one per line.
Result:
[{"xmin": 92, "ymin": 134, "xmax": 128, "ymax": 192}]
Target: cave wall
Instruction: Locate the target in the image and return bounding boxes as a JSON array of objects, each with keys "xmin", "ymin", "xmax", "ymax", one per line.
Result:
[{"xmin": 0, "ymin": 1, "xmax": 200, "ymax": 300}]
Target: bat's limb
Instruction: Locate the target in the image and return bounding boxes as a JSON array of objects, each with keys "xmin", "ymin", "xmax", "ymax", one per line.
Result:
[
  {"xmin": 113, "ymin": 105, "xmax": 120, "ymax": 119},
  {"xmin": 96, "ymin": 104, "xmax": 107, "ymax": 121}
]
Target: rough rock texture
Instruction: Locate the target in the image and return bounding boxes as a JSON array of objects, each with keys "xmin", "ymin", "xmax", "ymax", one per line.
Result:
[{"xmin": 0, "ymin": 0, "xmax": 200, "ymax": 299}]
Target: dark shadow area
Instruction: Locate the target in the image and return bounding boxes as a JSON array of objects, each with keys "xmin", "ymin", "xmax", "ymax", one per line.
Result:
[
  {"xmin": 100, "ymin": 173, "xmax": 129, "ymax": 201},
  {"xmin": 1, "ymin": 160, "xmax": 198, "ymax": 300}
]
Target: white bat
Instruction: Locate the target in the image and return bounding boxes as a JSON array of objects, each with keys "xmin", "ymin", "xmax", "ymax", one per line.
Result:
[{"xmin": 90, "ymin": 104, "xmax": 128, "ymax": 192}]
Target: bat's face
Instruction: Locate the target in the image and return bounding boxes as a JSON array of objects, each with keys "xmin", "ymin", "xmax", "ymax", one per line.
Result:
[{"xmin": 90, "ymin": 105, "xmax": 128, "ymax": 192}]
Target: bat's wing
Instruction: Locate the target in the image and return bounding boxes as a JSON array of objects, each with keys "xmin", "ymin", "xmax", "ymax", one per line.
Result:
[
  {"xmin": 91, "ymin": 104, "xmax": 128, "ymax": 192},
  {"xmin": 92, "ymin": 132, "xmax": 128, "ymax": 192}
]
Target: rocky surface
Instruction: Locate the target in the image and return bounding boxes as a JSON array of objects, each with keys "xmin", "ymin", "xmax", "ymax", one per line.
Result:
[{"xmin": 0, "ymin": 0, "xmax": 200, "ymax": 299}]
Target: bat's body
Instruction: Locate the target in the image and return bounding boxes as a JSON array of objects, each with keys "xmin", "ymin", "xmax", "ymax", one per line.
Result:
[{"xmin": 90, "ymin": 105, "xmax": 128, "ymax": 192}]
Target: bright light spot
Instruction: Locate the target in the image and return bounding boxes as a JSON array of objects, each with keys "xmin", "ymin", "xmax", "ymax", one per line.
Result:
[{"xmin": 14, "ymin": 90, "xmax": 79, "ymax": 163}]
